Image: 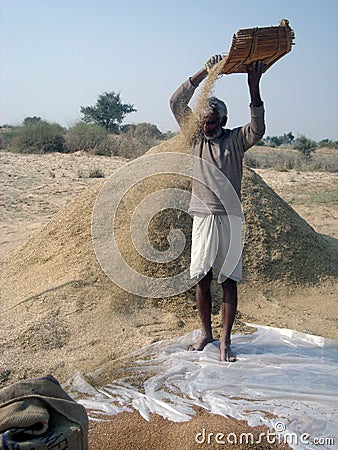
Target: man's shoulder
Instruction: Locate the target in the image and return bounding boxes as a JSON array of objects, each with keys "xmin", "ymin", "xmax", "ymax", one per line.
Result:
[{"xmin": 221, "ymin": 127, "xmax": 241, "ymax": 140}]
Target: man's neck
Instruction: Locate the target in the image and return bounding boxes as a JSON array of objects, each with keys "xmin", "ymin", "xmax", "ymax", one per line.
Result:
[{"xmin": 204, "ymin": 127, "xmax": 224, "ymax": 140}]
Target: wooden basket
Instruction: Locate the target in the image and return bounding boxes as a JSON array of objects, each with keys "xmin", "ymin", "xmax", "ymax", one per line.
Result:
[{"xmin": 219, "ymin": 19, "xmax": 295, "ymax": 74}]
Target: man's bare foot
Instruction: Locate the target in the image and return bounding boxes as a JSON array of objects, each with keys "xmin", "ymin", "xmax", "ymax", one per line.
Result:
[
  {"xmin": 220, "ymin": 340, "xmax": 236, "ymax": 362},
  {"xmin": 188, "ymin": 335, "xmax": 213, "ymax": 351}
]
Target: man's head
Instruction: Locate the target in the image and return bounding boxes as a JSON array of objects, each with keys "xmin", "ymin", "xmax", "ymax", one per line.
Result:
[{"xmin": 200, "ymin": 97, "xmax": 228, "ymax": 139}]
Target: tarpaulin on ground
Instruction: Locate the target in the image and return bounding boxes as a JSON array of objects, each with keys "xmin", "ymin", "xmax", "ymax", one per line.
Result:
[{"xmin": 65, "ymin": 325, "xmax": 338, "ymax": 450}]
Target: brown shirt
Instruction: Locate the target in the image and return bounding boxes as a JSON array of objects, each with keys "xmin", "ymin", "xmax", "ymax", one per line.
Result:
[{"xmin": 170, "ymin": 78, "xmax": 265, "ymax": 216}]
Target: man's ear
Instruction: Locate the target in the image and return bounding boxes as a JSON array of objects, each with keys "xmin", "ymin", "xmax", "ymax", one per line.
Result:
[{"xmin": 221, "ymin": 116, "xmax": 228, "ymax": 127}]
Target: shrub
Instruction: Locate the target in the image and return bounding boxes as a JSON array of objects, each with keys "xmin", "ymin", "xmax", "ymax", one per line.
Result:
[
  {"xmin": 121, "ymin": 122, "xmax": 164, "ymax": 139},
  {"xmin": 91, "ymin": 136, "xmax": 115, "ymax": 156},
  {"xmin": 109, "ymin": 134, "xmax": 162, "ymax": 159},
  {"xmin": 244, "ymin": 146, "xmax": 338, "ymax": 172},
  {"xmin": 78, "ymin": 167, "xmax": 105, "ymax": 178},
  {"xmin": 244, "ymin": 148, "xmax": 303, "ymax": 171},
  {"xmin": 13, "ymin": 121, "xmax": 66, "ymax": 153},
  {"xmin": 65, "ymin": 122, "xmax": 108, "ymax": 152},
  {"xmin": 294, "ymin": 135, "xmax": 317, "ymax": 161},
  {"xmin": 88, "ymin": 168, "xmax": 105, "ymax": 178},
  {"xmin": 318, "ymin": 139, "xmax": 338, "ymax": 149},
  {"xmin": 0, "ymin": 127, "xmax": 18, "ymax": 150},
  {"xmin": 307, "ymin": 154, "xmax": 338, "ymax": 172}
]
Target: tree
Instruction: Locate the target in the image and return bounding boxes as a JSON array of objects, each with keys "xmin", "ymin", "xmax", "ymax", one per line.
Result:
[
  {"xmin": 281, "ymin": 132, "xmax": 294, "ymax": 146},
  {"xmin": 23, "ymin": 116, "xmax": 42, "ymax": 126},
  {"xmin": 80, "ymin": 91, "xmax": 136, "ymax": 132},
  {"xmin": 269, "ymin": 135, "xmax": 282, "ymax": 147},
  {"xmin": 264, "ymin": 132, "xmax": 295, "ymax": 147}
]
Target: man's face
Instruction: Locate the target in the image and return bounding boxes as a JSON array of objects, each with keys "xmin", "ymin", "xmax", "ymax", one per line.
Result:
[{"xmin": 201, "ymin": 113, "xmax": 223, "ymax": 139}]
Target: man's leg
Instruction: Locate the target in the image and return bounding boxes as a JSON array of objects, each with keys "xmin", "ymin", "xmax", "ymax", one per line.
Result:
[
  {"xmin": 220, "ymin": 278, "xmax": 237, "ymax": 362},
  {"xmin": 189, "ymin": 269, "xmax": 214, "ymax": 351}
]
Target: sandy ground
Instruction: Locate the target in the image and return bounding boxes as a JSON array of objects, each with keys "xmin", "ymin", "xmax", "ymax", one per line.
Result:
[
  {"xmin": 254, "ymin": 168, "xmax": 337, "ymax": 241},
  {"xmin": 1, "ymin": 149, "xmax": 337, "ymax": 450},
  {"xmin": 1, "ymin": 151, "xmax": 128, "ymax": 258}
]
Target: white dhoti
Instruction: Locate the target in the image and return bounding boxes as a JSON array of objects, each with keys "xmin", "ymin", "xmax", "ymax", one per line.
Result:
[{"xmin": 190, "ymin": 213, "xmax": 243, "ymax": 283}]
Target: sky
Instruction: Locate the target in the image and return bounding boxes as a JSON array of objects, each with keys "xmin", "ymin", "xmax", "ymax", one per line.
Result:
[{"xmin": 1, "ymin": 0, "xmax": 338, "ymax": 141}]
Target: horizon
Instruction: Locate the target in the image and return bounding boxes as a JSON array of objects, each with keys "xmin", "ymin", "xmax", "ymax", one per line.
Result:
[{"xmin": 1, "ymin": 0, "xmax": 338, "ymax": 141}]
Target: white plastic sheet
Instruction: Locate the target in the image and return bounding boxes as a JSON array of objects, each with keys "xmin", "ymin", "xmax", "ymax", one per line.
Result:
[{"xmin": 65, "ymin": 325, "xmax": 338, "ymax": 449}]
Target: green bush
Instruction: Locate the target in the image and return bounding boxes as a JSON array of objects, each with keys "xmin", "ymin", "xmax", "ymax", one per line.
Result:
[
  {"xmin": 318, "ymin": 139, "xmax": 338, "ymax": 149},
  {"xmin": 294, "ymin": 135, "xmax": 318, "ymax": 161},
  {"xmin": 64, "ymin": 121, "xmax": 170, "ymax": 158},
  {"xmin": 13, "ymin": 121, "xmax": 66, "ymax": 153},
  {"xmin": 0, "ymin": 127, "xmax": 18, "ymax": 150},
  {"xmin": 65, "ymin": 122, "xmax": 108, "ymax": 152}
]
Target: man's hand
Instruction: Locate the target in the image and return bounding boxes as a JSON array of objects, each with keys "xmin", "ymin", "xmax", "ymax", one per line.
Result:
[
  {"xmin": 245, "ymin": 60, "xmax": 264, "ymax": 107},
  {"xmin": 205, "ymin": 54, "xmax": 224, "ymax": 73},
  {"xmin": 190, "ymin": 54, "xmax": 224, "ymax": 87},
  {"xmin": 246, "ymin": 60, "xmax": 264, "ymax": 87}
]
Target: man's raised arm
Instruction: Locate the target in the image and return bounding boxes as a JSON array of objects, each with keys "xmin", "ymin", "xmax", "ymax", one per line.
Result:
[
  {"xmin": 246, "ymin": 60, "xmax": 264, "ymax": 107},
  {"xmin": 169, "ymin": 55, "xmax": 224, "ymax": 131},
  {"xmin": 239, "ymin": 60, "xmax": 266, "ymax": 149}
]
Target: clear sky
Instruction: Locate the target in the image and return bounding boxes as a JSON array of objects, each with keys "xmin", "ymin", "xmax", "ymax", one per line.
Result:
[{"xmin": 1, "ymin": 0, "xmax": 338, "ymax": 141}]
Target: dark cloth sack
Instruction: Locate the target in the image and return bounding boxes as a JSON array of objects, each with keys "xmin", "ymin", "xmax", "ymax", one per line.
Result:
[{"xmin": 0, "ymin": 374, "xmax": 88, "ymax": 450}]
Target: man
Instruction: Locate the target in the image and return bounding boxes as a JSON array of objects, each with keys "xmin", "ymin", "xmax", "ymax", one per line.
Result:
[{"xmin": 170, "ymin": 55, "xmax": 265, "ymax": 362}]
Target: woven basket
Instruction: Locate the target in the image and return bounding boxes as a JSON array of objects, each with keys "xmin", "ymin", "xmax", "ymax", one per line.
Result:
[{"xmin": 219, "ymin": 19, "xmax": 295, "ymax": 74}]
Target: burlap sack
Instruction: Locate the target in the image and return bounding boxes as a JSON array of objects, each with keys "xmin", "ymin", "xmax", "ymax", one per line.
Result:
[{"xmin": 0, "ymin": 374, "xmax": 88, "ymax": 450}]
